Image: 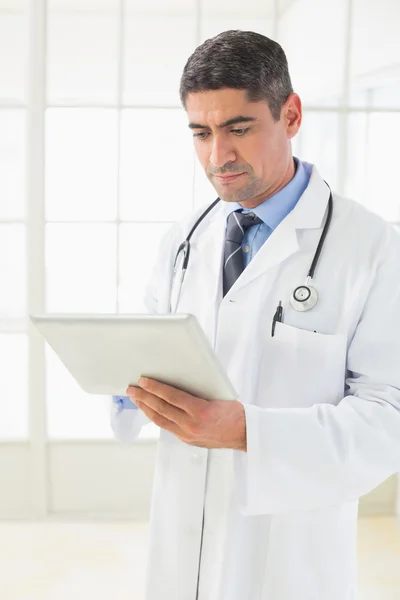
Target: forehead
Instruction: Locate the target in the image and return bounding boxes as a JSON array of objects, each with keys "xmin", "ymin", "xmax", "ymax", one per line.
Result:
[{"xmin": 185, "ymin": 89, "xmax": 270, "ymax": 126}]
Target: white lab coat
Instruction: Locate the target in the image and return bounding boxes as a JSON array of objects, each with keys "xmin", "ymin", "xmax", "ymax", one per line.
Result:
[{"xmin": 111, "ymin": 166, "xmax": 400, "ymax": 600}]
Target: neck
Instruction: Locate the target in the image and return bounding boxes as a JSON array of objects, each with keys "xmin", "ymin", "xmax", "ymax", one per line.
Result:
[{"xmin": 240, "ymin": 158, "xmax": 296, "ymax": 209}]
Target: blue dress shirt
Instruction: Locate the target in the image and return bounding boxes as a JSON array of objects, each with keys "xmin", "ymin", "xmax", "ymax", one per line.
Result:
[
  {"xmin": 113, "ymin": 394, "xmax": 138, "ymax": 410},
  {"xmin": 223, "ymin": 157, "xmax": 312, "ymax": 267},
  {"xmin": 113, "ymin": 157, "xmax": 312, "ymax": 410}
]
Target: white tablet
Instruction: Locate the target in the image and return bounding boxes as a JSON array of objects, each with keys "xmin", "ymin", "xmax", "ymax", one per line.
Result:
[{"xmin": 29, "ymin": 313, "xmax": 237, "ymax": 401}]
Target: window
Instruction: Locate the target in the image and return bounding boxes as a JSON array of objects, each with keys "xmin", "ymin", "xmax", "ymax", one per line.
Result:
[
  {"xmin": 44, "ymin": 1, "xmax": 197, "ymax": 440},
  {"xmin": 4, "ymin": 0, "xmax": 400, "ymax": 445},
  {"xmin": 0, "ymin": 0, "xmax": 28, "ymax": 440}
]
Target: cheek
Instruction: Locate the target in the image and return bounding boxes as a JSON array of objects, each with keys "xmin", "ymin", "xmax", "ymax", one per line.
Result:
[
  {"xmin": 241, "ymin": 132, "xmax": 271, "ymax": 160},
  {"xmin": 239, "ymin": 140, "xmax": 263, "ymax": 175},
  {"xmin": 259, "ymin": 133, "xmax": 287, "ymax": 168}
]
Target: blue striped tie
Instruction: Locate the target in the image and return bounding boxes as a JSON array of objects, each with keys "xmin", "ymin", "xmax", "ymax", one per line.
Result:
[{"xmin": 223, "ymin": 210, "xmax": 263, "ymax": 296}]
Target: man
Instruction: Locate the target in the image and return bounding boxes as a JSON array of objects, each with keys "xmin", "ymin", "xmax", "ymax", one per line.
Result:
[{"xmin": 111, "ymin": 31, "xmax": 400, "ymax": 600}]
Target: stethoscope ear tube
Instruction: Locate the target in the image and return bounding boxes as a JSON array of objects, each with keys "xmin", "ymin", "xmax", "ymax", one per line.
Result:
[
  {"xmin": 171, "ymin": 197, "xmax": 221, "ymax": 312},
  {"xmin": 174, "ymin": 240, "xmax": 190, "ymax": 273},
  {"xmin": 306, "ymin": 188, "xmax": 333, "ymax": 280},
  {"xmin": 275, "ymin": 184, "xmax": 333, "ymax": 322},
  {"xmin": 174, "ymin": 197, "xmax": 221, "ymax": 273},
  {"xmin": 172, "ymin": 184, "xmax": 333, "ymax": 320}
]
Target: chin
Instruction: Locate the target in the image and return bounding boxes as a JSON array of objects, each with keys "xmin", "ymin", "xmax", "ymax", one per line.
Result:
[
  {"xmin": 215, "ymin": 189, "xmax": 240, "ymax": 203},
  {"xmin": 224, "ymin": 189, "xmax": 252, "ymax": 204}
]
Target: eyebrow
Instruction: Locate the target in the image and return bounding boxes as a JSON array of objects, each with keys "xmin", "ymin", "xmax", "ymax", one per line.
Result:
[{"xmin": 188, "ymin": 116, "xmax": 257, "ymax": 130}]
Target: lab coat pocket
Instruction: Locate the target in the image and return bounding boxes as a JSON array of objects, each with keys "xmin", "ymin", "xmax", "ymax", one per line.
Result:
[{"xmin": 257, "ymin": 321, "xmax": 347, "ymax": 409}]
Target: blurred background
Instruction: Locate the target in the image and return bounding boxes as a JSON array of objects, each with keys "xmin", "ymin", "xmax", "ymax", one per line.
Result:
[{"xmin": 1, "ymin": 0, "xmax": 400, "ymax": 598}]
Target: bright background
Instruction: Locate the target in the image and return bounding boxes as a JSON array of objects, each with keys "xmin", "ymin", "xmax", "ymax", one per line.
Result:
[{"xmin": 1, "ymin": 0, "xmax": 399, "ymax": 520}]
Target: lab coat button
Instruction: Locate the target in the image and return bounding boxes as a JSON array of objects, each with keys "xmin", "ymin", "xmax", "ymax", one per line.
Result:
[{"xmin": 192, "ymin": 453, "xmax": 202, "ymax": 463}]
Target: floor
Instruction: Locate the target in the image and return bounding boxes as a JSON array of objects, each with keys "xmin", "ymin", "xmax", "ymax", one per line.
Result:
[{"xmin": 1, "ymin": 517, "xmax": 399, "ymax": 599}]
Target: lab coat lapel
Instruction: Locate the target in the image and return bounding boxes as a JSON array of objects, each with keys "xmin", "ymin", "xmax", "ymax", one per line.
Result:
[{"xmin": 225, "ymin": 167, "xmax": 332, "ymax": 296}]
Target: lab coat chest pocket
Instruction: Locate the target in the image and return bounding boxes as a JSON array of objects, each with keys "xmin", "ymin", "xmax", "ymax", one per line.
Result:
[{"xmin": 256, "ymin": 322, "xmax": 347, "ymax": 409}]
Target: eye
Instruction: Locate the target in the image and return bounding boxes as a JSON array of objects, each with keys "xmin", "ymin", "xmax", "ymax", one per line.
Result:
[
  {"xmin": 231, "ymin": 127, "xmax": 250, "ymax": 136},
  {"xmin": 193, "ymin": 132, "xmax": 210, "ymax": 140}
]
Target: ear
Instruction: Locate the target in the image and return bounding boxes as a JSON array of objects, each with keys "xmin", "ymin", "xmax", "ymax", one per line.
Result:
[{"xmin": 283, "ymin": 93, "xmax": 302, "ymax": 139}]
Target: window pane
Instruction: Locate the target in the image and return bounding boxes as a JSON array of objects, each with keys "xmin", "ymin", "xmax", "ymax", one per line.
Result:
[
  {"xmin": 350, "ymin": 80, "xmax": 400, "ymax": 110},
  {"xmin": 118, "ymin": 223, "xmax": 172, "ymax": 313},
  {"xmin": 49, "ymin": 0, "xmax": 118, "ymax": 8},
  {"xmin": 277, "ymin": 0, "xmax": 297, "ymax": 13},
  {"xmin": 46, "ymin": 343, "xmax": 113, "ymax": 439},
  {"xmin": 350, "ymin": 0, "xmax": 400, "ymax": 108},
  {"xmin": 47, "ymin": 0, "xmax": 119, "ymax": 104},
  {"xmin": 125, "ymin": 0, "xmax": 189, "ymax": 9},
  {"xmin": 200, "ymin": 0, "xmax": 274, "ymax": 41},
  {"xmin": 345, "ymin": 113, "xmax": 400, "ymax": 222},
  {"xmin": 344, "ymin": 113, "xmax": 368, "ymax": 204},
  {"xmin": 0, "ymin": 225, "xmax": 25, "ymax": 318},
  {"xmin": 0, "ymin": 2, "xmax": 28, "ymax": 103},
  {"xmin": 0, "ymin": 334, "xmax": 28, "ymax": 439},
  {"xmin": 277, "ymin": 0, "xmax": 347, "ymax": 106},
  {"xmin": 46, "ymin": 109, "xmax": 118, "ymax": 221},
  {"xmin": 369, "ymin": 81, "xmax": 400, "ymax": 109},
  {"xmin": 201, "ymin": 0, "xmax": 273, "ymax": 13},
  {"xmin": 123, "ymin": 0, "xmax": 196, "ymax": 106},
  {"xmin": 0, "ymin": 110, "xmax": 25, "ymax": 219},
  {"xmin": 46, "ymin": 224, "xmax": 117, "ymax": 313},
  {"xmin": 294, "ymin": 112, "xmax": 340, "ymax": 192},
  {"xmin": 201, "ymin": 18, "xmax": 273, "ymax": 41},
  {"xmin": 119, "ymin": 109, "xmax": 194, "ymax": 221}
]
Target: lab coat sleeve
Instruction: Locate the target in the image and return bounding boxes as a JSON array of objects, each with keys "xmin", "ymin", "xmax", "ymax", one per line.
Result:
[
  {"xmin": 110, "ymin": 222, "xmax": 180, "ymax": 443},
  {"xmin": 234, "ymin": 226, "xmax": 400, "ymax": 515}
]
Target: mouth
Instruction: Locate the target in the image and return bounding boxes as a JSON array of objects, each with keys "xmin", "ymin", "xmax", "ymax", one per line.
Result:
[{"xmin": 214, "ymin": 172, "xmax": 246, "ymax": 183}]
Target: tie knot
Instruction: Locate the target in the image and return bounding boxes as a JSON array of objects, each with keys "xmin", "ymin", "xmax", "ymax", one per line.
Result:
[
  {"xmin": 225, "ymin": 210, "xmax": 263, "ymax": 244},
  {"xmin": 237, "ymin": 210, "xmax": 263, "ymax": 229}
]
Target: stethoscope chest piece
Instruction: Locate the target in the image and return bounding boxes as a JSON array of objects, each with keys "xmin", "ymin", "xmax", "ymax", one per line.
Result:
[{"xmin": 290, "ymin": 283, "xmax": 318, "ymax": 312}]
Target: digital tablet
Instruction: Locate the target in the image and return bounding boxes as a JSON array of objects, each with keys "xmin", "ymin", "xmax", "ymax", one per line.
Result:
[{"xmin": 29, "ymin": 313, "xmax": 237, "ymax": 401}]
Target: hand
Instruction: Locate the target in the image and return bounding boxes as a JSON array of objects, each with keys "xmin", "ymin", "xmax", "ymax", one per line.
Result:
[{"xmin": 126, "ymin": 377, "xmax": 247, "ymax": 452}]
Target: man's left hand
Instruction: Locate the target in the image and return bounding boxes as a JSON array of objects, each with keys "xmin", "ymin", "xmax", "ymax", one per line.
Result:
[{"xmin": 126, "ymin": 378, "xmax": 247, "ymax": 452}]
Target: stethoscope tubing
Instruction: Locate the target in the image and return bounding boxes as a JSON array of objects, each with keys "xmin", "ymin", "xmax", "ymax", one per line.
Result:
[{"xmin": 172, "ymin": 183, "xmax": 333, "ymax": 314}]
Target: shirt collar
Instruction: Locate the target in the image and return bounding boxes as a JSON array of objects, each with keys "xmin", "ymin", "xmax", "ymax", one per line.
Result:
[{"xmin": 222, "ymin": 157, "xmax": 312, "ymax": 230}]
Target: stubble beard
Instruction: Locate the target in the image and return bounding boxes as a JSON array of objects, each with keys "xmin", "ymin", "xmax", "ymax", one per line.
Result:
[{"xmin": 210, "ymin": 173, "xmax": 265, "ymax": 204}]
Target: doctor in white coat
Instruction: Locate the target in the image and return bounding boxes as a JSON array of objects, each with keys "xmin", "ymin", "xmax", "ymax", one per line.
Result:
[{"xmin": 110, "ymin": 30, "xmax": 400, "ymax": 600}]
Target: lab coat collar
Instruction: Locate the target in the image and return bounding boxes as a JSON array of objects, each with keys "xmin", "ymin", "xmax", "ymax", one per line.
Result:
[
  {"xmin": 195, "ymin": 166, "xmax": 332, "ymax": 299},
  {"xmin": 221, "ymin": 158, "xmax": 312, "ymax": 230},
  {"xmin": 204, "ymin": 164, "xmax": 330, "ymax": 230},
  {"xmin": 287, "ymin": 165, "xmax": 331, "ymax": 230}
]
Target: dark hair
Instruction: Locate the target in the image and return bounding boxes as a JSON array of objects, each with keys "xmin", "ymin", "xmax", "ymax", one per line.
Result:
[{"xmin": 179, "ymin": 30, "xmax": 293, "ymax": 121}]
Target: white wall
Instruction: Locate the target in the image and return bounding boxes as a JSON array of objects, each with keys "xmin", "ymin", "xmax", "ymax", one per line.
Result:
[
  {"xmin": 351, "ymin": 0, "xmax": 400, "ymax": 89},
  {"xmin": 278, "ymin": 0, "xmax": 400, "ymax": 100},
  {"xmin": 277, "ymin": 0, "xmax": 348, "ymax": 104}
]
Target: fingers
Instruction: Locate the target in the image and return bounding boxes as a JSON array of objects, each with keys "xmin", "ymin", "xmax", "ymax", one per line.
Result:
[
  {"xmin": 126, "ymin": 385, "xmax": 188, "ymax": 427},
  {"xmin": 135, "ymin": 400, "xmax": 184, "ymax": 437},
  {"xmin": 136, "ymin": 377, "xmax": 205, "ymax": 416}
]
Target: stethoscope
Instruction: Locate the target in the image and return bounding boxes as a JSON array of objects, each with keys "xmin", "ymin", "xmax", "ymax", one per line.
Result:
[{"xmin": 170, "ymin": 183, "xmax": 333, "ymax": 336}]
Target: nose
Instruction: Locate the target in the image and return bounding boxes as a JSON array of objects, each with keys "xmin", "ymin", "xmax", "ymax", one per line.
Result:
[{"xmin": 209, "ymin": 136, "xmax": 236, "ymax": 168}]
